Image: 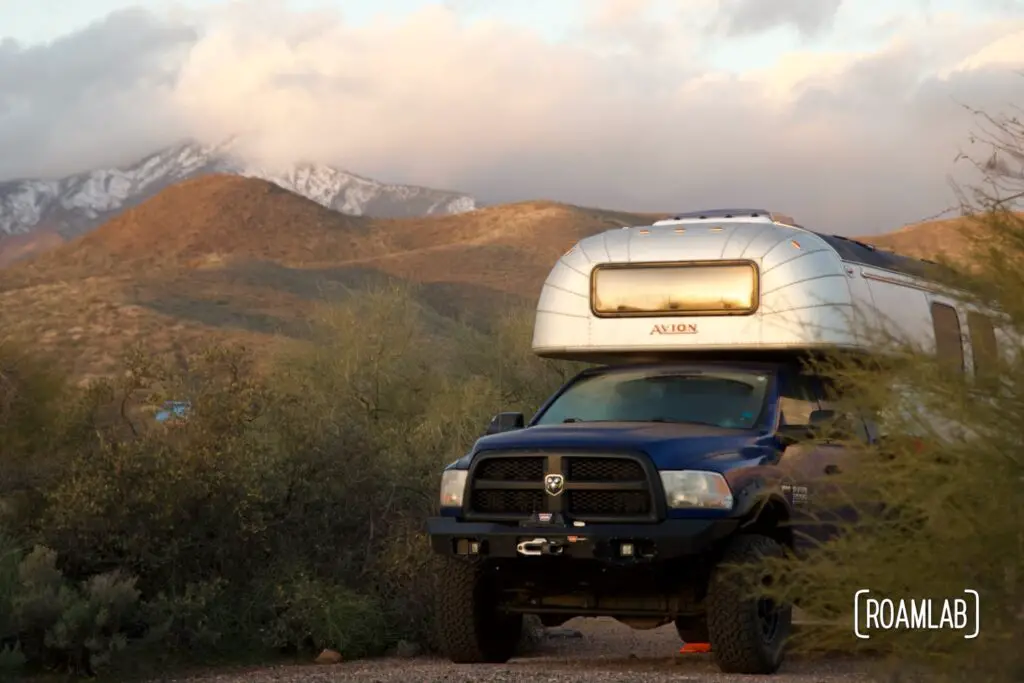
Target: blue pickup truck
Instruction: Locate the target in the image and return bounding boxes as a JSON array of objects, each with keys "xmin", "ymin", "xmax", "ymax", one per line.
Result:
[{"xmin": 427, "ymin": 358, "xmax": 871, "ymax": 674}]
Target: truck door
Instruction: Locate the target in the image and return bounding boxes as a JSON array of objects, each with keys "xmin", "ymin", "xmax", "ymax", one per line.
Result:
[{"xmin": 775, "ymin": 368, "xmax": 873, "ymax": 553}]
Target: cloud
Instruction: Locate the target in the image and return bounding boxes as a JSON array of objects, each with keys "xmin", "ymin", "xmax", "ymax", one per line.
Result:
[
  {"xmin": 0, "ymin": 8, "xmax": 197, "ymax": 174},
  {"xmin": 0, "ymin": 1, "xmax": 1023, "ymax": 235},
  {"xmin": 715, "ymin": 0, "xmax": 843, "ymax": 38}
]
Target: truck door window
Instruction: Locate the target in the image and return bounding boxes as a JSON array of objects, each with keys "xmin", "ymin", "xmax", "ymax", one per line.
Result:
[
  {"xmin": 777, "ymin": 372, "xmax": 819, "ymax": 427},
  {"xmin": 799, "ymin": 373, "xmax": 875, "ymax": 444}
]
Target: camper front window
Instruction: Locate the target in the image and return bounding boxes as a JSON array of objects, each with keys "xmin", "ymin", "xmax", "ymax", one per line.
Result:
[
  {"xmin": 534, "ymin": 367, "xmax": 770, "ymax": 430},
  {"xmin": 591, "ymin": 262, "xmax": 758, "ymax": 316}
]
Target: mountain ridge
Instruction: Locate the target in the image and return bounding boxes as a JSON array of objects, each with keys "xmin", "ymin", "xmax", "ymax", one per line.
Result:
[
  {"xmin": 0, "ymin": 139, "xmax": 477, "ymax": 242},
  {"xmin": 0, "ymin": 174, "xmax": 653, "ymax": 379}
]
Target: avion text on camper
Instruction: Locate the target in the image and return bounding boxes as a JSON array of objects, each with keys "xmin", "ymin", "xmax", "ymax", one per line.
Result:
[
  {"xmin": 853, "ymin": 589, "xmax": 980, "ymax": 639},
  {"xmin": 650, "ymin": 323, "xmax": 698, "ymax": 335}
]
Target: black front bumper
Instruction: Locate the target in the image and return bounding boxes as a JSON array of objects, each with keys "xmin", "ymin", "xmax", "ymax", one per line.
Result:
[{"xmin": 427, "ymin": 516, "xmax": 739, "ymax": 562}]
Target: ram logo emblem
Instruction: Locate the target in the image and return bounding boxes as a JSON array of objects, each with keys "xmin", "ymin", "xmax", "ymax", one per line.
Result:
[{"xmin": 544, "ymin": 473, "xmax": 565, "ymax": 496}]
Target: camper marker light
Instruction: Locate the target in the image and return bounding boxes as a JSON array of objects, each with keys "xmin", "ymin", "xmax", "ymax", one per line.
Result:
[
  {"xmin": 660, "ymin": 470, "xmax": 734, "ymax": 510},
  {"xmin": 439, "ymin": 470, "xmax": 469, "ymax": 507}
]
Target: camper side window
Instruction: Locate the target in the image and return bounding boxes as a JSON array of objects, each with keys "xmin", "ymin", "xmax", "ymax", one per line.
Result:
[
  {"xmin": 966, "ymin": 311, "xmax": 998, "ymax": 378},
  {"xmin": 930, "ymin": 302, "xmax": 964, "ymax": 373}
]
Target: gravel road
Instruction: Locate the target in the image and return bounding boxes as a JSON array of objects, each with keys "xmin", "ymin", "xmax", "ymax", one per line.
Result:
[{"xmin": 157, "ymin": 618, "xmax": 882, "ymax": 683}]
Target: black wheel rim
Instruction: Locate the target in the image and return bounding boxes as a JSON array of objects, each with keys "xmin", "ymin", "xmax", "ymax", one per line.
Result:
[
  {"xmin": 757, "ymin": 571, "xmax": 780, "ymax": 644},
  {"xmin": 757, "ymin": 597, "xmax": 780, "ymax": 643}
]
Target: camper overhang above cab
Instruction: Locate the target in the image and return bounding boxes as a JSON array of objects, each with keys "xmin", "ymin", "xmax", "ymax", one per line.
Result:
[{"xmin": 531, "ymin": 209, "xmax": 951, "ymax": 364}]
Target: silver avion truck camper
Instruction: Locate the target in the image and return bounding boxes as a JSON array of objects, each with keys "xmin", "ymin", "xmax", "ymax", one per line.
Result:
[
  {"xmin": 426, "ymin": 209, "xmax": 1005, "ymax": 675},
  {"xmin": 533, "ymin": 209, "xmax": 1008, "ymax": 367}
]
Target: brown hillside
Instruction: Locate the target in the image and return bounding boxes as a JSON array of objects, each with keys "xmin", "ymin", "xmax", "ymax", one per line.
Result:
[
  {"xmin": 0, "ymin": 175, "xmax": 654, "ymax": 378},
  {"xmin": 14, "ymin": 174, "xmax": 379, "ymax": 277},
  {"xmin": 0, "ymin": 226, "xmax": 65, "ymax": 268},
  {"xmin": 856, "ymin": 212, "xmax": 1024, "ymax": 266}
]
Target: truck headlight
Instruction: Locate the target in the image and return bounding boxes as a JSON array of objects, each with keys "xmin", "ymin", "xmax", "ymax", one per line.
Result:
[
  {"xmin": 439, "ymin": 469, "xmax": 469, "ymax": 508},
  {"xmin": 659, "ymin": 470, "xmax": 734, "ymax": 510}
]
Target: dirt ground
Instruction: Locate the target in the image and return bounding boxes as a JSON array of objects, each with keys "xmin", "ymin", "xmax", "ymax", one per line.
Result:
[{"xmin": 155, "ymin": 617, "xmax": 881, "ymax": 683}]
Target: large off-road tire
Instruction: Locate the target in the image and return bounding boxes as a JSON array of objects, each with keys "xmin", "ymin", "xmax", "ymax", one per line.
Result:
[
  {"xmin": 706, "ymin": 534, "xmax": 792, "ymax": 675},
  {"xmin": 434, "ymin": 557, "xmax": 523, "ymax": 663},
  {"xmin": 674, "ymin": 615, "xmax": 709, "ymax": 643}
]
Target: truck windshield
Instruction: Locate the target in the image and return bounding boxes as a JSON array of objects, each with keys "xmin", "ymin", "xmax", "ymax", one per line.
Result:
[{"xmin": 534, "ymin": 368, "xmax": 771, "ymax": 430}]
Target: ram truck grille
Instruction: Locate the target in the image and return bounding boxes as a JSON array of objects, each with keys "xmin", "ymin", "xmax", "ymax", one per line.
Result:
[{"xmin": 466, "ymin": 453, "xmax": 658, "ymax": 523}]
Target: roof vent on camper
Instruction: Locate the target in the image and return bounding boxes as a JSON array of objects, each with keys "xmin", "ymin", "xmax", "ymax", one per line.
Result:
[
  {"xmin": 653, "ymin": 208, "xmax": 801, "ymax": 227},
  {"xmin": 666, "ymin": 208, "xmax": 769, "ymax": 220}
]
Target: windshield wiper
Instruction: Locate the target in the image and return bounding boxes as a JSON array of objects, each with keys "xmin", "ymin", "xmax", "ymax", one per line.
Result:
[
  {"xmin": 618, "ymin": 418, "xmax": 726, "ymax": 428},
  {"xmin": 561, "ymin": 417, "xmax": 733, "ymax": 428}
]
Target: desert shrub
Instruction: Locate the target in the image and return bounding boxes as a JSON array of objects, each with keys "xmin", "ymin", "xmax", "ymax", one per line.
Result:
[
  {"xmin": 457, "ymin": 306, "xmax": 586, "ymax": 413},
  {"xmin": 268, "ymin": 283, "xmax": 579, "ymax": 646},
  {"xmin": 0, "ymin": 340, "xmax": 66, "ymax": 458},
  {"xmin": 39, "ymin": 350, "xmax": 286, "ymax": 594},
  {"xmin": 747, "ymin": 346, "xmax": 1024, "ymax": 680},
  {"xmin": 0, "ymin": 533, "xmax": 26, "ymax": 675},
  {"xmin": 139, "ymin": 578, "xmax": 228, "ymax": 654},
  {"xmin": 0, "ymin": 279, "xmax": 575, "ymax": 676},
  {"xmin": 0, "ymin": 340, "xmax": 78, "ymax": 532},
  {"xmin": 256, "ymin": 572, "xmax": 389, "ymax": 659},
  {"xmin": 736, "ymin": 108, "xmax": 1024, "ymax": 682},
  {"xmin": 0, "ymin": 541, "xmax": 144, "ymax": 675}
]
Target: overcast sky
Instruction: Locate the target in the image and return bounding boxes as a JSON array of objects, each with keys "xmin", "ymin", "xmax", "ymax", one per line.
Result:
[{"xmin": 1, "ymin": 0, "xmax": 1023, "ymax": 235}]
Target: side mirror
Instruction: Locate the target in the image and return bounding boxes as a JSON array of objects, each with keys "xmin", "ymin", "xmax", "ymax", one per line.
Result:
[
  {"xmin": 809, "ymin": 409, "xmax": 836, "ymax": 426},
  {"xmin": 810, "ymin": 409, "xmax": 870, "ymax": 442},
  {"xmin": 777, "ymin": 423, "xmax": 813, "ymax": 445},
  {"xmin": 485, "ymin": 411, "xmax": 525, "ymax": 435}
]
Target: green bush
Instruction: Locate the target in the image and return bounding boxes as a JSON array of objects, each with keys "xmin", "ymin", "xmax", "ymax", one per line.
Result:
[
  {"xmin": 735, "ymin": 109, "xmax": 1024, "ymax": 682},
  {"xmin": 257, "ymin": 572, "xmax": 388, "ymax": 659},
  {"xmin": 0, "ymin": 280, "xmax": 572, "ymax": 676},
  {"xmin": 0, "ymin": 533, "xmax": 26, "ymax": 675},
  {"xmin": 0, "ymin": 540, "xmax": 143, "ymax": 675},
  {"xmin": 746, "ymin": 345, "xmax": 1024, "ymax": 681}
]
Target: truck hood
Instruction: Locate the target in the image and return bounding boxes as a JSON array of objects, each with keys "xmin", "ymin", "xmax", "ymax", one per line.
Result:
[{"xmin": 470, "ymin": 422, "xmax": 771, "ymax": 471}]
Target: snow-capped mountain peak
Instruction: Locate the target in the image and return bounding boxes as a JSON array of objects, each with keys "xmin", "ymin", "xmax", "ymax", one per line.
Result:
[{"xmin": 0, "ymin": 140, "xmax": 477, "ymax": 239}]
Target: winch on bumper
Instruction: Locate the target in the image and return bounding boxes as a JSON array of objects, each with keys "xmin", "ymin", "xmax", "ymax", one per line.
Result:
[{"xmin": 427, "ymin": 516, "xmax": 739, "ymax": 562}]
